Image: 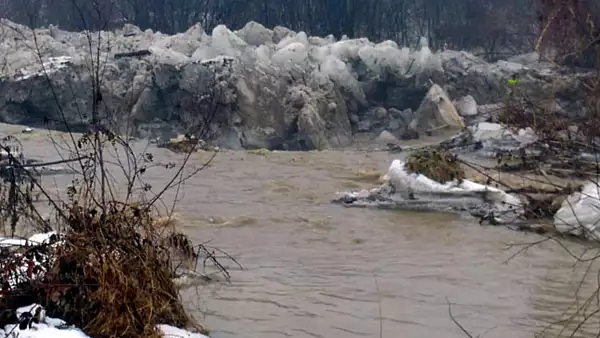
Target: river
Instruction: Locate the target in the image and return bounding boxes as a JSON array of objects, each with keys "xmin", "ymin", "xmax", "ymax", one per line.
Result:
[{"xmin": 5, "ymin": 124, "xmax": 600, "ymax": 338}]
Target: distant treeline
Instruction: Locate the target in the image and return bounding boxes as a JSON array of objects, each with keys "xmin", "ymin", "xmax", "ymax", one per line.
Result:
[{"xmin": 0, "ymin": 0, "xmax": 552, "ymax": 59}]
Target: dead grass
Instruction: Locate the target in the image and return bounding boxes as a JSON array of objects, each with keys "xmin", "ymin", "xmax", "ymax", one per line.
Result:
[
  {"xmin": 406, "ymin": 149, "xmax": 466, "ymax": 183},
  {"xmin": 0, "ymin": 185, "xmax": 233, "ymax": 337},
  {"xmin": 33, "ymin": 203, "xmax": 210, "ymax": 338}
]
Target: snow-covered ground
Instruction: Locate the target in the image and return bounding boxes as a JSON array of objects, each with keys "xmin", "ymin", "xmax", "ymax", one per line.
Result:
[
  {"xmin": 0, "ymin": 232, "xmax": 210, "ymax": 338},
  {"xmin": 0, "ymin": 231, "xmax": 59, "ymax": 289},
  {"xmin": 0, "ymin": 303, "xmax": 209, "ymax": 337}
]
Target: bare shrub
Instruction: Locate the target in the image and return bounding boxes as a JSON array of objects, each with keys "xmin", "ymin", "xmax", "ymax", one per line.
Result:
[{"xmin": 0, "ymin": 3, "xmax": 237, "ymax": 337}]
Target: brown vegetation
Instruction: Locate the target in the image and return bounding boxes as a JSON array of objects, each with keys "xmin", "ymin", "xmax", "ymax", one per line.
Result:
[
  {"xmin": 405, "ymin": 149, "xmax": 465, "ymax": 183},
  {"xmin": 41, "ymin": 203, "xmax": 206, "ymax": 337}
]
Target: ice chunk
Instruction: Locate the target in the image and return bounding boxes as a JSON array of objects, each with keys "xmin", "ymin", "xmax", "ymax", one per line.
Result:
[
  {"xmin": 554, "ymin": 183, "xmax": 600, "ymax": 240},
  {"xmin": 153, "ymin": 23, "xmax": 207, "ymax": 57},
  {"xmin": 377, "ymin": 40, "xmax": 399, "ymax": 50},
  {"xmin": 255, "ymin": 45, "xmax": 273, "ymax": 64},
  {"xmin": 148, "ymin": 46, "xmax": 188, "ymax": 65},
  {"xmin": 191, "ymin": 44, "xmax": 218, "ymax": 62},
  {"xmin": 383, "ymin": 159, "xmax": 522, "ymax": 210},
  {"xmin": 412, "ymin": 37, "xmax": 443, "ymax": 72},
  {"xmin": 470, "ymin": 122, "xmax": 538, "ymax": 153},
  {"xmin": 272, "ymin": 42, "xmax": 308, "ymax": 65},
  {"xmin": 320, "ymin": 55, "xmax": 365, "ymax": 103},
  {"xmin": 1, "ymin": 324, "xmax": 88, "ymax": 337},
  {"xmin": 273, "ymin": 26, "xmax": 295, "ymax": 44},
  {"xmin": 276, "ymin": 31, "xmax": 309, "ymax": 50},
  {"xmin": 329, "ymin": 38, "xmax": 371, "ymax": 61},
  {"xmin": 27, "ymin": 231, "xmax": 58, "ymax": 244},
  {"xmin": 309, "ymin": 68, "xmax": 334, "ymax": 91},
  {"xmin": 324, "ymin": 34, "xmax": 336, "ymax": 43},
  {"xmin": 308, "ymin": 36, "xmax": 330, "ymax": 46},
  {"xmin": 211, "ymin": 24, "xmax": 247, "ymax": 57},
  {"xmin": 296, "ymin": 32, "xmax": 309, "ymax": 47},
  {"xmin": 497, "ymin": 60, "xmax": 526, "ymax": 73},
  {"xmin": 336, "ymin": 159, "xmax": 523, "ymax": 222},
  {"xmin": 358, "ymin": 42, "xmax": 411, "ymax": 75},
  {"xmin": 14, "ymin": 56, "xmax": 73, "ymax": 81},
  {"xmin": 455, "ymin": 95, "xmax": 478, "ymax": 116},
  {"xmin": 357, "ymin": 45, "xmax": 382, "ymax": 73},
  {"xmin": 236, "ymin": 21, "xmax": 273, "ymax": 46}
]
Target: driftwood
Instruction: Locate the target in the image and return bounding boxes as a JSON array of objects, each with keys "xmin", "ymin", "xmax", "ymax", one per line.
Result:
[{"xmin": 114, "ymin": 50, "xmax": 152, "ymax": 59}]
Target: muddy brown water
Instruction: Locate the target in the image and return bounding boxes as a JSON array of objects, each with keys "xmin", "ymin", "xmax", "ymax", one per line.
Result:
[{"xmin": 5, "ymin": 124, "xmax": 600, "ymax": 338}]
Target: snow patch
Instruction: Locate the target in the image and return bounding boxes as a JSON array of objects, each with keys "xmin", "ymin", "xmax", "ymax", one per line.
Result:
[
  {"xmin": 0, "ymin": 303, "xmax": 209, "ymax": 337},
  {"xmin": 14, "ymin": 56, "xmax": 72, "ymax": 81}
]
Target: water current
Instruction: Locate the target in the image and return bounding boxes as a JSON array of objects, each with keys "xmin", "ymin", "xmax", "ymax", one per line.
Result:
[{"xmin": 7, "ymin": 124, "xmax": 600, "ymax": 338}]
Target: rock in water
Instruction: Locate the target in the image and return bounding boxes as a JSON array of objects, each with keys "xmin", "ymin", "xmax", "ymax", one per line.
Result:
[
  {"xmin": 454, "ymin": 95, "xmax": 478, "ymax": 116},
  {"xmin": 376, "ymin": 130, "xmax": 398, "ymax": 144},
  {"xmin": 408, "ymin": 84, "xmax": 464, "ymax": 137}
]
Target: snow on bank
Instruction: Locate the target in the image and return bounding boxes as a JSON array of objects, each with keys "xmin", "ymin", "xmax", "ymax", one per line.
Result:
[
  {"xmin": 0, "ymin": 233, "xmax": 210, "ymax": 338},
  {"xmin": 159, "ymin": 325, "xmax": 209, "ymax": 338},
  {"xmin": 0, "ymin": 304, "xmax": 209, "ymax": 338},
  {"xmin": 0, "ymin": 231, "xmax": 58, "ymax": 247},
  {"xmin": 0, "ymin": 231, "xmax": 60, "ymax": 289},
  {"xmin": 335, "ymin": 159, "xmax": 523, "ymax": 223},
  {"xmin": 13, "ymin": 56, "xmax": 73, "ymax": 81}
]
